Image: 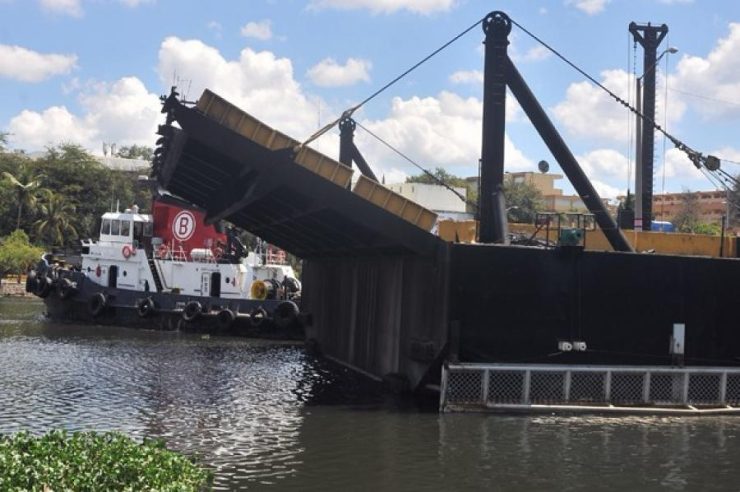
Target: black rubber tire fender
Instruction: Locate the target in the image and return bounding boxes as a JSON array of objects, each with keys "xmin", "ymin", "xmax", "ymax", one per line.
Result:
[
  {"xmin": 182, "ymin": 301, "xmax": 202, "ymax": 322},
  {"xmin": 273, "ymin": 300, "xmax": 299, "ymax": 328},
  {"xmin": 58, "ymin": 278, "xmax": 76, "ymax": 300},
  {"xmin": 249, "ymin": 306, "xmax": 268, "ymax": 327},
  {"xmin": 216, "ymin": 308, "xmax": 236, "ymax": 330},
  {"xmin": 136, "ymin": 297, "xmax": 156, "ymax": 318},
  {"xmin": 25, "ymin": 270, "xmax": 36, "ymax": 293},
  {"xmin": 89, "ymin": 293, "xmax": 107, "ymax": 317},
  {"xmin": 35, "ymin": 276, "xmax": 52, "ymax": 298}
]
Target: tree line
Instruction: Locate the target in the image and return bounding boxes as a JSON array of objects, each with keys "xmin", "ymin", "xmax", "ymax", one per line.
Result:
[
  {"xmin": 405, "ymin": 167, "xmax": 545, "ymax": 223},
  {"xmin": 0, "ymin": 135, "xmax": 151, "ymax": 279}
]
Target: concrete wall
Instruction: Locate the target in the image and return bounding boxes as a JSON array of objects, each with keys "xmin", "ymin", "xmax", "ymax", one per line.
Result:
[
  {"xmin": 302, "ymin": 246, "xmax": 450, "ymax": 389},
  {"xmin": 438, "ymin": 220, "xmax": 738, "ymax": 258}
]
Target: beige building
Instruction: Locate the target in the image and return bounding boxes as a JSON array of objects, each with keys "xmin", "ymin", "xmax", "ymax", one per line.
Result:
[
  {"xmin": 652, "ymin": 190, "xmax": 729, "ymax": 224},
  {"xmin": 506, "ymin": 171, "xmax": 590, "ymax": 213}
]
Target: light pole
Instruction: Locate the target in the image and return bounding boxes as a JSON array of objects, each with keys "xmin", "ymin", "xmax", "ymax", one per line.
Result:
[{"xmin": 634, "ymin": 46, "xmax": 678, "ymax": 231}]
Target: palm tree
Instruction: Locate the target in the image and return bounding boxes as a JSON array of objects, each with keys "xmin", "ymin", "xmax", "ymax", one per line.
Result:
[
  {"xmin": 2, "ymin": 165, "xmax": 45, "ymax": 230},
  {"xmin": 33, "ymin": 190, "xmax": 78, "ymax": 247}
]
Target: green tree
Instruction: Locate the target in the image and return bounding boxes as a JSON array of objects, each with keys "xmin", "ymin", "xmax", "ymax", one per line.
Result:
[
  {"xmin": 729, "ymin": 174, "xmax": 740, "ymax": 229},
  {"xmin": 406, "ymin": 167, "xmax": 468, "ymax": 188},
  {"xmin": 2, "ymin": 164, "xmax": 46, "ymax": 230},
  {"xmin": 672, "ymin": 191, "xmax": 700, "ymax": 233},
  {"xmin": 0, "ymin": 230, "xmax": 44, "ymax": 281},
  {"xmin": 503, "ymin": 176, "xmax": 544, "ymax": 223},
  {"xmin": 34, "ymin": 190, "xmax": 79, "ymax": 247},
  {"xmin": 116, "ymin": 144, "xmax": 153, "ymax": 161},
  {"xmin": 34, "ymin": 144, "xmax": 143, "ymax": 243},
  {"xmin": 693, "ymin": 222, "xmax": 721, "ymax": 235}
]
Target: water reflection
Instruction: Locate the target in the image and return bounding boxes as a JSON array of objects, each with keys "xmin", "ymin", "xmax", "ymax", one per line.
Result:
[{"xmin": 3, "ymin": 298, "xmax": 740, "ymax": 490}]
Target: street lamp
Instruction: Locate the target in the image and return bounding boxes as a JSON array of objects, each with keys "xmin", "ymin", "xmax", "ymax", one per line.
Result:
[{"xmin": 634, "ymin": 46, "xmax": 678, "ymax": 231}]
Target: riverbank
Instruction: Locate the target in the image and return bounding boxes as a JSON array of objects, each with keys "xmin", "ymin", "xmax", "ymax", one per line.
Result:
[{"xmin": 1, "ymin": 278, "xmax": 32, "ymax": 297}]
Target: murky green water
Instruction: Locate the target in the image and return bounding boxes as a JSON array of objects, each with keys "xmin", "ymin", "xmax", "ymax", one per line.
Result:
[{"xmin": 2, "ymin": 298, "xmax": 740, "ymax": 491}]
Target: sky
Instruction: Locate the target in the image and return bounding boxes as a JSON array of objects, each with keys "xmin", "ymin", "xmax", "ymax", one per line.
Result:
[{"xmin": 2, "ymin": 0, "xmax": 740, "ymax": 200}]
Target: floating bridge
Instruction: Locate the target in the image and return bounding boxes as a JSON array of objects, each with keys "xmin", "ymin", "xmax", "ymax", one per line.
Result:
[{"xmin": 153, "ymin": 11, "xmax": 740, "ymax": 399}]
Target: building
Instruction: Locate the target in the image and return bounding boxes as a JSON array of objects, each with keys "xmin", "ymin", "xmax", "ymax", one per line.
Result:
[
  {"xmin": 387, "ymin": 182, "xmax": 471, "ymax": 220},
  {"xmin": 97, "ymin": 156, "xmax": 150, "ymax": 173},
  {"xmin": 652, "ymin": 190, "xmax": 729, "ymax": 224},
  {"xmin": 505, "ymin": 171, "xmax": 590, "ymax": 214}
]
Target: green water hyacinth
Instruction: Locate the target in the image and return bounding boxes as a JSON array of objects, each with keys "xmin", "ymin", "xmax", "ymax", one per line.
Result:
[{"xmin": 0, "ymin": 430, "xmax": 211, "ymax": 491}]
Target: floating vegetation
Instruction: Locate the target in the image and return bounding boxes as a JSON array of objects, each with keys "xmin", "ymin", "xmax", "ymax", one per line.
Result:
[{"xmin": 0, "ymin": 430, "xmax": 211, "ymax": 491}]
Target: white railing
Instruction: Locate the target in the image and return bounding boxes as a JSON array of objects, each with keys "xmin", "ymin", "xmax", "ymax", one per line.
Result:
[{"xmin": 441, "ymin": 363, "xmax": 740, "ymax": 414}]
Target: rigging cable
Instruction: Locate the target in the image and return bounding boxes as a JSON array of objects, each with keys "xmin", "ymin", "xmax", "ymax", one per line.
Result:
[
  {"xmin": 354, "ymin": 120, "xmax": 478, "ymax": 210},
  {"xmin": 626, "ymin": 35, "xmax": 635, "ymax": 194},
  {"xmin": 297, "ymin": 16, "xmax": 486, "ymax": 150},
  {"xmin": 509, "ymin": 16, "xmax": 735, "ymax": 192},
  {"xmin": 660, "ymin": 34, "xmax": 670, "ymax": 219}
]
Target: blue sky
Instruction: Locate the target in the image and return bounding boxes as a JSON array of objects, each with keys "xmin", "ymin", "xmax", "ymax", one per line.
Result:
[{"xmin": 2, "ymin": 0, "xmax": 740, "ymax": 199}]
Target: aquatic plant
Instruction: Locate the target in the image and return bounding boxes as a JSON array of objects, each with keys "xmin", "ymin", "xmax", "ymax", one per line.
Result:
[{"xmin": 0, "ymin": 430, "xmax": 211, "ymax": 491}]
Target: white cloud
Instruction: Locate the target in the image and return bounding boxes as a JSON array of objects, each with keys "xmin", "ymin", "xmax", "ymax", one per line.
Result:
[
  {"xmin": 38, "ymin": 0, "xmax": 152, "ymax": 16},
  {"xmin": 574, "ymin": 148, "xmax": 629, "ymax": 199},
  {"xmin": 656, "ymin": 148, "xmax": 704, "ymax": 181},
  {"xmin": 713, "ymin": 146, "xmax": 740, "ymax": 163},
  {"xmin": 658, "ymin": 0, "xmax": 692, "ymax": 4},
  {"xmin": 357, "ymin": 91, "xmax": 532, "ymax": 178},
  {"xmin": 6, "ymin": 36, "xmax": 534, "ymax": 188},
  {"xmin": 448, "ymin": 71, "xmax": 522, "ymax": 121},
  {"xmin": 591, "ymin": 179, "xmax": 622, "ymax": 199},
  {"xmin": 449, "ymin": 70, "xmax": 482, "ymax": 84},
  {"xmin": 307, "ymin": 57, "xmax": 371, "ymax": 87},
  {"xmin": 553, "ymin": 69, "xmax": 684, "ymax": 144},
  {"xmin": 565, "ymin": 0, "xmax": 609, "ymax": 15},
  {"xmin": 577, "ymin": 148, "xmax": 629, "ymax": 179},
  {"xmin": 0, "ymin": 45, "xmax": 77, "ymax": 82},
  {"xmin": 207, "ymin": 21, "xmax": 222, "ymax": 39},
  {"xmin": 240, "ymin": 20, "xmax": 273, "ymax": 41},
  {"xmin": 39, "ymin": 0, "xmax": 82, "ymax": 17},
  {"xmin": 520, "ymin": 45, "xmax": 551, "ymax": 63},
  {"xmin": 307, "ymin": 0, "xmax": 456, "ymax": 15},
  {"xmin": 157, "ymin": 37, "xmax": 322, "ymax": 140},
  {"xmin": 118, "ymin": 0, "xmax": 154, "ymax": 6},
  {"xmin": 671, "ymin": 23, "xmax": 740, "ymax": 120},
  {"xmin": 8, "ymin": 77, "xmax": 160, "ymax": 151}
]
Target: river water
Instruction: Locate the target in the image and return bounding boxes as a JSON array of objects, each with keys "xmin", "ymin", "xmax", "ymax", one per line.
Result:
[{"xmin": 2, "ymin": 298, "xmax": 740, "ymax": 491}]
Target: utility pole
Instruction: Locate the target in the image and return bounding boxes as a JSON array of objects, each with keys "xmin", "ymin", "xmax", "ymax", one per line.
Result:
[{"xmin": 630, "ymin": 22, "xmax": 668, "ymax": 233}]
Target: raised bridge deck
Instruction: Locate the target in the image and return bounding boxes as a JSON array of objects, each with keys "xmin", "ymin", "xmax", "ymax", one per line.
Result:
[
  {"xmin": 157, "ymin": 89, "xmax": 441, "ymax": 259},
  {"xmin": 155, "ymin": 90, "xmax": 451, "ymax": 389}
]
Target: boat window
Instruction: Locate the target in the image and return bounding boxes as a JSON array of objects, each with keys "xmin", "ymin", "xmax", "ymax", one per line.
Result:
[
  {"xmin": 143, "ymin": 222, "xmax": 153, "ymax": 237},
  {"xmin": 111, "ymin": 219, "xmax": 121, "ymax": 235},
  {"xmin": 133, "ymin": 221, "xmax": 143, "ymax": 241},
  {"xmin": 101, "ymin": 218, "xmax": 111, "ymax": 235},
  {"xmin": 121, "ymin": 220, "xmax": 131, "ymax": 237}
]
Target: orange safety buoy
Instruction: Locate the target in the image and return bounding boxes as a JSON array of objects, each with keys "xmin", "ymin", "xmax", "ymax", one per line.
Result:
[
  {"xmin": 122, "ymin": 245, "xmax": 132, "ymax": 259},
  {"xmin": 157, "ymin": 244, "xmax": 169, "ymax": 258}
]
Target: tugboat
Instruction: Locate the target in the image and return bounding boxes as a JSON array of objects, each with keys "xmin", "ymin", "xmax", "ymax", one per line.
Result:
[{"xmin": 26, "ymin": 193, "xmax": 306, "ymax": 338}]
